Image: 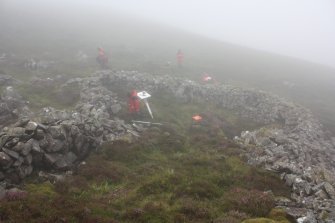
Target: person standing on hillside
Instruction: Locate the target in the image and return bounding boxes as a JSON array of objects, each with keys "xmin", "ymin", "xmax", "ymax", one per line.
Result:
[
  {"xmin": 176, "ymin": 49, "xmax": 184, "ymax": 68},
  {"xmin": 96, "ymin": 47, "xmax": 108, "ymax": 68},
  {"xmin": 128, "ymin": 89, "xmax": 140, "ymax": 116}
]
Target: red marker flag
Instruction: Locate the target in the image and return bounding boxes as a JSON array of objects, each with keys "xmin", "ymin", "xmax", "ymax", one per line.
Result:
[{"xmin": 192, "ymin": 115, "xmax": 203, "ymax": 121}]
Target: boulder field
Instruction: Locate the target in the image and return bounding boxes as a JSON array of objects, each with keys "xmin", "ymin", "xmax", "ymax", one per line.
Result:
[{"xmin": 1, "ymin": 71, "xmax": 335, "ymax": 222}]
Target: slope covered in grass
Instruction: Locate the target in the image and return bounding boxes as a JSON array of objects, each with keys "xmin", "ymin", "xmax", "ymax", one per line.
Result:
[
  {"xmin": 1, "ymin": 8, "xmax": 334, "ymax": 133},
  {"xmin": 0, "ymin": 92, "xmax": 293, "ymax": 222}
]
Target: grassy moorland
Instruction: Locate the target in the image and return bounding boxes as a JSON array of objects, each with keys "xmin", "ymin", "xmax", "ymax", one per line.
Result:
[
  {"xmin": 0, "ymin": 89, "xmax": 293, "ymax": 222},
  {"xmin": 0, "ymin": 7, "xmax": 334, "ymax": 133},
  {"xmin": 0, "ymin": 5, "xmax": 333, "ymax": 222}
]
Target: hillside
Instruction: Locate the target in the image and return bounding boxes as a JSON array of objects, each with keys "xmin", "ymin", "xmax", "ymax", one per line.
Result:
[
  {"xmin": 1, "ymin": 8, "xmax": 334, "ymax": 134},
  {"xmin": 0, "ymin": 9, "xmax": 335, "ymax": 222}
]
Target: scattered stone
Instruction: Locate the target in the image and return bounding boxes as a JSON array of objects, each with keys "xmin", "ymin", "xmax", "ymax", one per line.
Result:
[
  {"xmin": 25, "ymin": 121, "xmax": 38, "ymax": 134},
  {"xmin": 1, "ymin": 71, "xmax": 335, "ymax": 222},
  {"xmin": 31, "ymin": 140, "xmax": 42, "ymax": 153},
  {"xmin": 324, "ymin": 182, "xmax": 335, "ymax": 199},
  {"xmin": 0, "ymin": 152, "xmax": 13, "ymax": 168},
  {"xmin": 24, "ymin": 154, "xmax": 32, "ymax": 165},
  {"xmin": 54, "ymin": 152, "xmax": 77, "ymax": 170},
  {"xmin": 110, "ymin": 104, "xmax": 122, "ymax": 114},
  {"xmin": 2, "ymin": 148, "xmax": 20, "ymax": 160},
  {"xmin": 44, "ymin": 153, "xmax": 63, "ymax": 165},
  {"xmin": 45, "ymin": 139, "xmax": 65, "ymax": 153},
  {"xmin": 11, "ymin": 142, "xmax": 25, "ymax": 153},
  {"xmin": 21, "ymin": 139, "xmax": 33, "ymax": 156}
]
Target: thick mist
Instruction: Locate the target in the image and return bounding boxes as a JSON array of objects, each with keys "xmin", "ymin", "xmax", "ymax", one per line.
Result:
[
  {"xmin": 1, "ymin": 0, "xmax": 335, "ymax": 133},
  {"xmin": 2, "ymin": 0, "xmax": 334, "ymax": 67}
]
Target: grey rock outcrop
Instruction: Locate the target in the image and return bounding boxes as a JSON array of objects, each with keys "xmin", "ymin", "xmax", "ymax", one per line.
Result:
[
  {"xmin": 85, "ymin": 70, "xmax": 335, "ymax": 222},
  {"xmin": 1, "ymin": 70, "xmax": 334, "ymax": 222},
  {"xmin": 0, "ymin": 73, "xmax": 141, "ymax": 186}
]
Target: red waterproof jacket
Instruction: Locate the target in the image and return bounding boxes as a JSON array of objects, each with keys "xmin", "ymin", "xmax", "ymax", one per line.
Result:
[
  {"xmin": 98, "ymin": 48, "xmax": 105, "ymax": 57},
  {"xmin": 177, "ymin": 51, "xmax": 184, "ymax": 64},
  {"xmin": 128, "ymin": 90, "xmax": 140, "ymax": 113}
]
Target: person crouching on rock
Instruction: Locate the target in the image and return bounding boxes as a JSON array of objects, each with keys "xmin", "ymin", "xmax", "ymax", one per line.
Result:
[
  {"xmin": 128, "ymin": 90, "xmax": 140, "ymax": 117},
  {"xmin": 96, "ymin": 47, "xmax": 109, "ymax": 69}
]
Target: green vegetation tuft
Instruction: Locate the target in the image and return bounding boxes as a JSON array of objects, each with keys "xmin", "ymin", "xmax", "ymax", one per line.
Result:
[{"xmin": 0, "ymin": 86, "xmax": 292, "ymax": 222}]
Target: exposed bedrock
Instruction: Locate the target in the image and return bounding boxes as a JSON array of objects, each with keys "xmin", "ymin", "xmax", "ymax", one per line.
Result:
[
  {"xmin": 92, "ymin": 70, "xmax": 335, "ymax": 222},
  {"xmin": 1, "ymin": 70, "xmax": 334, "ymax": 222}
]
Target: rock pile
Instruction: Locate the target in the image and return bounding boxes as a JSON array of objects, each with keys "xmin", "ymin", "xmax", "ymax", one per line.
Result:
[
  {"xmin": 24, "ymin": 58, "xmax": 55, "ymax": 70},
  {"xmin": 0, "ymin": 117, "xmax": 94, "ymax": 184},
  {"xmin": 0, "ymin": 74, "xmax": 141, "ymax": 186},
  {"xmin": 1, "ymin": 70, "xmax": 335, "ymax": 222},
  {"xmin": 90, "ymin": 70, "xmax": 335, "ymax": 222}
]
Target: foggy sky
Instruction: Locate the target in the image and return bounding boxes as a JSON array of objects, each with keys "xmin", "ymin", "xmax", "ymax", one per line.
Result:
[
  {"xmin": 106, "ymin": 0, "xmax": 335, "ymax": 68},
  {"xmin": 2, "ymin": 0, "xmax": 335, "ymax": 67}
]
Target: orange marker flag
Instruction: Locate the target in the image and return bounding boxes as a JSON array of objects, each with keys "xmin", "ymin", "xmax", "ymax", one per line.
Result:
[{"xmin": 192, "ymin": 115, "xmax": 203, "ymax": 121}]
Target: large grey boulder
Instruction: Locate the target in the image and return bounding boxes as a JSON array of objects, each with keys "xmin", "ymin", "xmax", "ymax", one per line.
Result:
[
  {"xmin": 45, "ymin": 139, "xmax": 65, "ymax": 153},
  {"xmin": 11, "ymin": 142, "xmax": 25, "ymax": 153},
  {"xmin": 324, "ymin": 182, "xmax": 335, "ymax": 199},
  {"xmin": 2, "ymin": 148, "xmax": 20, "ymax": 160},
  {"xmin": 0, "ymin": 152, "xmax": 13, "ymax": 168},
  {"xmin": 18, "ymin": 165, "xmax": 33, "ymax": 179},
  {"xmin": 110, "ymin": 103, "xmax": 122, "ymax": 114},
  {"xmin": 20, "ymin": 139, "xmax": 33, "ymax": 156},
  {"xmin": 54, "ymin": 152, "xmax": 77, "ymax": 170},
  {"xmin": 44, "ymin": 153, "xmax": 63, "ymax": 166},
  {"xmin": 48, "ymin": 125, "xmax": 66, "ymax": 140}
]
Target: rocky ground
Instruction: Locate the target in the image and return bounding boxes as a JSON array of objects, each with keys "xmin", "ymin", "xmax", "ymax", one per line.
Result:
[{"xmin": 1, "ymin": 71, "xmax": 335, "ymax": 222}]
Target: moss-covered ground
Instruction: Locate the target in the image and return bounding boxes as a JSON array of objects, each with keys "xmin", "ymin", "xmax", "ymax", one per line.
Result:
[{"xmin": 0, "ymin": 89, "xmax": 293, "ymax": 223}]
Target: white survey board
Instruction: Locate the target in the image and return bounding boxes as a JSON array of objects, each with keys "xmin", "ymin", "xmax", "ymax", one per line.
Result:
[
  {"xmin": 137, "ymin": 91, "xmax": 153, "ymax": 119},
  {"xmin": 137, "ymin": 91, "xmax": 151, "ymax": 99}
]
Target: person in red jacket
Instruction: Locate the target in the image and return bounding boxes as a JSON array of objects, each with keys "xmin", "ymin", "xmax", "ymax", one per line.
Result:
[
  {"xmin": 176, "ymin": 49, "xmax": 184, "ymax": 68},
  {"xmin": 96, "ymin": 47, "xmax": 108, "ymax": 68},
  {"xmin": 128, "ymin": 90, "xmax": 140, "ymax": 115}
]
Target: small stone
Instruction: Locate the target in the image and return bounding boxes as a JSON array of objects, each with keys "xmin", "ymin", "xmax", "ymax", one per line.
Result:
[
  {"xmin": 54, "ymin": 152, "xmax": 77, "ymax": 170},
  {"xmin": 315, "ymin": 189, "xmax": 329, "ymax": 199},
  {"xmin": 31, "ymin": 140, "xmax": 42, "ymax": 153},
  {"xmin": 37, "ymin": 123, "xmax": 48, "ymax": 131},
  {"xmin": 70, "ymin": 125, "xmax": 80, "ymax": 137},
  {"xmin": 110, "ymin": 104, "xmax": 121, "ymax": 114},
  {"xmin": 0, "ymin": 152, "xmax": 13, "ymax": 168},
  {"xmin": 45, "ymin": 139, "xmax": 65, "ymax": 153},
  {"xmin": 44, "ymin": 153, "xmax": 62, "ymax": 165},
  {"xmin": 20, "ymin": 165, "xmax": 33, "ymax": 178},
  {"xmin": 20, "ymin": 139, "xmax": 33, "ymax": 156},
  {"xmin": 323, "ymin": 182, "xmax": 335, "ymax": 199},
  {"xmin": 48, "ymin": 125, "xmax": 66, "ymax": 140},
  {"xmin": 284, "ymin": 174, "xmax": 297, "ymax": 187},
  {"xmin": 11, "ymin": 142, "xmax": 25, "ymax": 152},
  {"xmin": 24, "ymin": 154, "xmax": 32, "ymax": 165},
  {"xmin": 7, "ymin": 127, "xmax": 25, "ymax": 136},
  {"xmin": 13, "ymin": 155, "xmax": 23, "ymax": 166},
  {"xmin": 2, "ymin": 148, "xmax": 20, "ymax": 160},
  {"xmin": 4, "ymin": 137, "xmax": 19, "ymax": 148},
  {"xmin": 38, "ymin": 138, "xmax": 49, "ymax": 149},
  {"xmin": 25, "ymin": 121, "xmax": 38, "ymax": 134},
  {"xmin": 13, "ymin": 118, "xmax": 30, "ymax": 127},
  {"xmin": 34, "ymin": 129, "xmax": 45, "ymax": 140},
  {"xmin": 304, "ymin": 184, "xmax": 312, "ymax": 196}
]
